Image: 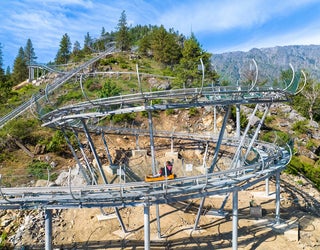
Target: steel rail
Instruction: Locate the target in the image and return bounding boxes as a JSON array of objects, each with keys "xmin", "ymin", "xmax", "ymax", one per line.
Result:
[{"xmin": 0, "ymin": 141, "xmax": 288, "ymax": 210}]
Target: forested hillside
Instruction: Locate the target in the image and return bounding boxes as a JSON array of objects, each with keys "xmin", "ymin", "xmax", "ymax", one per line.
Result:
[{"xmin": 0, "ymin": 11, "xmax": 319, "ymax": 194}]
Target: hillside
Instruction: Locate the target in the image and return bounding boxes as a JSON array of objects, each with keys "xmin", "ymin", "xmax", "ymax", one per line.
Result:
[
  {"xmin": 212, "ymin": 45, "xmax": 320, "ymax": 83},
  {"xmin": 1, "ymin": 107, "xmax": 320, "ymax": 249},
  {"xmin": 0, "ymin": 51, "xmax": 319, "ymax": 249}
]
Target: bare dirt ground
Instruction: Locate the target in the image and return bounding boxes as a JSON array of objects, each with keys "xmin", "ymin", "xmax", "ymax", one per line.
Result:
[
  {"xmin": 3, "ymin": 110, "xmax": 320, "ymax": 249},
  {"xmin": 11, "ymin": 172, "xmax": 320, "ymax": 250}
]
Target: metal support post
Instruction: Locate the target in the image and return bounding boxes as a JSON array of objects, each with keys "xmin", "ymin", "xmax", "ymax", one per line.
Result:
[
  {"xmin": 101, "ymin": 132, "xmax": 114, "ymax": 165},
  {"xmin": 114, "ymin": 207, "xmax": 127, "ymax": 233},
  {"xmin": 62, "ymin": 129, "xmax": 90, "ymax": 184},
  {"xmin": 265, "ymin": 177, "xmax": 269, "ymax": 196},
  {"xmin": 156, "ymin": 204, "xmax": 161, "ymax": 238},
  {"xmin": 232, "ymin": 189, "xmax": 238, "ymax": 250},
  {"xmin": 72, "ymin": 129, "xmax": 96, "ymax": 184},
  {"xmin": 213, "ymin": 106, "xmax": 217, "ymax": 134},
  {"xmin": 193, "ymin": 197, "xmax": 206, "ymax": 230},
  {"xmin": 45, "ymin": 209, "xmax": 52, "ymax": 250},
  {"xmin": 218, "ymin": 193, "xmax": 230, "ymax": 213},
  {"xmin": 275, "ymin": 171, "xmax": 281, "ymax": 224},
  {"xmin": 209, "ymin": 106, "xmax": 231, "ymax": 173},
  {"xmin": 236, "ymin": 104, "xmax": 240, "ymax": 138},
  {"xmin": 144, "ymin": 204, "xmax": 150, "ymax": 250},
  {"xmin": 231, "ymin": 105, "xmax": 259, "ymax": 169},
  {"xmin": 82, "ymin": 120, "xmax": 108, "ymax": 184},
  {"xmin": 243, "ymin": 104, "xmax": 270, "ymax": 161},
  {"xmin": 147, "ymin": 111, "xmax": 157, "ymax": 176},
  {"xmin": 135, "ymin": 134, "xmax": 140, "ymax": 150}
]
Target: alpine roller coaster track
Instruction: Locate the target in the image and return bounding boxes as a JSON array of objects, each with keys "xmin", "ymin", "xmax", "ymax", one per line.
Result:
[{"xmin": 0, "ymin": 53, "xmax": 306, "ymax": 249}]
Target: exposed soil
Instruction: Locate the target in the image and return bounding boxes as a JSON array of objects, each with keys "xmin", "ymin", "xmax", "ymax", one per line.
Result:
[
  {"xmin": 11, "ymin": 172, "xmax": 320, "ymax": 250},
  {"xmin": 1, "ymin": 108, "xmax": 320, "ymax": 249}
]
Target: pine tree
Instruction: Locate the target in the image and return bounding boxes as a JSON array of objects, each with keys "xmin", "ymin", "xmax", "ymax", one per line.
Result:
[
  {"xmin": 0, "ymin": 43, "xmax": 5, "ymax": 82},
  {"xmin": 55, "ymin": 33, "xmax": 72, "ymax": 64},
  {"xmin": 176, "ymin": 33, "xmax": 216, "ymax": 87},
  {"xmin": 24, "ymin": 38, "xmax": 37, "ymax": 65},
  {"xmin": 71, "ymin": 40, "xmax": 83, "ymax": 62},
  {"xmin": 6, "ymin": 66, "xmax": 10, "ymax": 75},
  {"xmin": 83, "ymin": 32, "xmax": 92, "ymax": 53},
  {"xmin": 115, "ymin": 10, "xmax": 131, "ymax": 51},
  {"xmin": 11, "ymin": 47, "xmax": 28, "ymax": 84}
]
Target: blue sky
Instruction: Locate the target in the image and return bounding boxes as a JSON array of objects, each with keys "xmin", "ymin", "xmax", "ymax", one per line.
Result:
[{"xmin": 1, "ymin": 0, "xmax": 320, "ymax": 69}]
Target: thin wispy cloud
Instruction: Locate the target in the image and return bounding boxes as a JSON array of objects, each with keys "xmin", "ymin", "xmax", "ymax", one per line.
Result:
[{"xmin": 1, "ymin": 0, "xmax": 320, "ymax": 68}]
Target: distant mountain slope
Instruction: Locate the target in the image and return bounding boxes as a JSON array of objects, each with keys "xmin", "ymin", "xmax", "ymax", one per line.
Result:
[{"xmin": 211, "ymin": 45, "xmax": 320, "ymax": 84}]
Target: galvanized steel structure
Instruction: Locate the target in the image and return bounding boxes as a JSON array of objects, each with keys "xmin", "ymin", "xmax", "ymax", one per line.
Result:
[{"xmin": 0, "ymin": 48, "xmax": 305, "ymax": 249}]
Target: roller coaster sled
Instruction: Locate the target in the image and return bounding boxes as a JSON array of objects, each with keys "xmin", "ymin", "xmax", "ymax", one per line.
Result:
[{"xmin": 145, "ymin": 173, "xmax": 175, "ymax": 182}]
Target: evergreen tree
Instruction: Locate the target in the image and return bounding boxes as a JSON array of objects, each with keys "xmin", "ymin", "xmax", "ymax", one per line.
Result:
[
  {"xmin": 83, "ymin": 32, "xmax": 93, "ymax": 53},
  {"xmin": 73, "ymin": 40, "xmax": 81, "ymax": 53},
  {"xmin": 101, "ymin": 27, "xmax": 106, "ymax": 37},
  {"xmin": 115, "ymin": 10, "xmax": 131, "ymax": 51},
  {"xmin": 150, "ymin": 26, "xmax": 182, "ymax": 67},
  {"xmin": 176, "ymin": 33, "xmax": 216, "ymax": 87},
  {"xmin": 138, "ymin": 34, "xmax": 152, "ymax": 56},
  {"xmin": 55, "ymin": 33, "xmax": 72, "ymax": 64},
  {"xmin": 71, "ymin": 40, "xmax": 83, "ymax": 62},
  {"xmin": 6, "ymin": 66, "xmax": 10, "ymax": 75},
  {"xmin": 24, "ymin": 38, "xmax": 37, "ymax": 65},
  {"xmin": 11, "ymin": 47, "xmax": 28, "ymax": 84},
  {"xmin": 0, "ymin": 43, "xmax": 5, "ymax": 83}
]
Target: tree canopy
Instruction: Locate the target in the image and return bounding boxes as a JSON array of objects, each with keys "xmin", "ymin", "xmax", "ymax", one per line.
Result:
[
  {"xmin": 115, "ymin": 10, "xmax": 131, "ymax": 51},
  {"xmin": 24, "ymin": 38, "xmax": 37, "ymax": 65},
  {"xmin": 12, "ymin": 47, "xmax": 28, "ymax": 84},
  {"xmin": 55, "ymin": 33, "xmax": 72, "ymax": 64}
]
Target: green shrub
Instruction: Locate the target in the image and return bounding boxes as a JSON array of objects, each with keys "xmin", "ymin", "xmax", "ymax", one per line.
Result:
[
  {"xmin": 46, "ymin": 130, "xmax": 77, "ymax": 155},
  {"xmin": 264, "ymin": 115, "xmax": 275, "ymax": 124},
  {"xmin": 166, "ymin": 109, "xmax": 175, "ymax": 115},
  {"xmin": 110, "ymin": 113, "xmax": 136, "ymax": 123},
  {"xmin": 0, "ymin": 118, "xmax": 39, "ymax": 141},
  {"xmin": 189, "ymin": 107, "xmax": 199, "ymax": 117},
  {"xmin": 306, "ymin": 139, "xmax": 317, "ymax": 151},
  {"xmin": 27, "ymin": 160, "xmax": 52, "ymax": 180},
  {"xmin": 286, "ymin": 156, "xmax": 320, "ymax": 189},
  {"xmin": 260, "ymin": 130, "xmax": 290, "ymax": 144},
  {"xmin": 99, "ymin": 79, "xmax": 122, "ymax": 98},
  {"xmin": 292, "ymin": 120, "xmax": 309, "ymax": 135}
]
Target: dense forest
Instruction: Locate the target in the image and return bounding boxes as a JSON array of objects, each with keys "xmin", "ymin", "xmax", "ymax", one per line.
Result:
[{"xmin": 0, "ymin": 10, "xmax": 319, "ymax": 190}]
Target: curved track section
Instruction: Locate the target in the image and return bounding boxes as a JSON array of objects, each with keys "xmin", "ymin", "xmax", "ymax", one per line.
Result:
[
  {"xmin": 0, "ymin": 45, "xmax": 117, "ymax": 128},
  {"xmin": 0, "ymin": 83, "xmax": 295, "ymax": 209},
  {"xmin": 0, "ymin": 57, "xmax": 301, "ymax": 249}
]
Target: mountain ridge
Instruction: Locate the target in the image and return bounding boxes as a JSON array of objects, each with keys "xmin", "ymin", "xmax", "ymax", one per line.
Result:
[{"xmin": 211, "ymin": 44, "xmax": 320, "ymax": 84}]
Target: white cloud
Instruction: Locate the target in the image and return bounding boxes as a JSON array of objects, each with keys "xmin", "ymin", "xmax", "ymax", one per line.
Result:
[
  {"xmin": 156, "ymin": 0, "xmax": 320, "ymax": 34},
  {"xmin": 1, "ymin": 0, "xmax": 320, "ymax": 68}
]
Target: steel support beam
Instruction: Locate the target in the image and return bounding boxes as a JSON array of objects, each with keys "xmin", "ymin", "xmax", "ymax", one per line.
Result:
[
  {"xmin": 45, "ymin": 209, "xmax": 52, "ymax": 250},
  {"xmin": 265, "ymin": 177, "xmax": 269, "ymax": 196},
  {"xmin": 156, "ymin": 204, "xmax": 161, "ymax": 238},
  {"xmin": 231, "ymin": 104, "xmax": 259, "ymax": 169},
  {"xmin": 144, "ymin": 204, "xmax": 150, "ymax": 250},
  {"xmin": 101, "ymin": 132, "xmax": 114, "ymax": 165},
  {"xmin": 147, "ymin": 111, "xmax": 157, "ymax": 176},
  {"xmin": 193, "ymin": 197, "xmax": 206, "ymax": 230},
  {"xmin": 244, "ymin": 104, "xmax": 270, "ymax": 161},
  {"xmin": 232, "ymin": 189, "xmax": 238, "ymax": 250},
  {"xmin": 62, "ymin": 128, "xmax": 90, "ymax": 184},
  {"xmin": 82, "ymin": 120, "xmax": 108, "ymax": 184},
  {"xmin": 209, "ymin": 106, "xmax": 231, "ymax": 173},
  {"xmin": 236, "ymin": 104, "xmax": 240, "ymax": 138},
  {"xmin": 275, "ymin": 171, "xmax": 281, "ymax": 224},
  {"xmin": 114, "ymin": 207, "xmax": 127, "ymax": 233}
]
